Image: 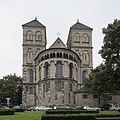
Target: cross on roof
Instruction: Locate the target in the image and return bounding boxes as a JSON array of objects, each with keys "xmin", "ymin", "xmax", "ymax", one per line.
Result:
[{"xmin": 56, "ymin": 32, "xmax": 61, "ymax": 37}]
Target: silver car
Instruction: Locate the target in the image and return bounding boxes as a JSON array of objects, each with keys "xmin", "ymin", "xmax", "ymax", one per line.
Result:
[
  {"xmin": 35, "ymin": 106, "xmax": 52, "ymax": 111},
  {"xmin": 83, "ymin": 106, "xmax": 101, "ymax": 110}
]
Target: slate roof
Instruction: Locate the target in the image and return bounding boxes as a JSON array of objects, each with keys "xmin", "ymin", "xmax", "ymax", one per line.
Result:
[
  {"xmin": 71, "ymin": 20, "xmax": 93, "ymax": 30},
  {"xmin": 22, "ymin": 18, "xmax": 45, "ymax": 28}
]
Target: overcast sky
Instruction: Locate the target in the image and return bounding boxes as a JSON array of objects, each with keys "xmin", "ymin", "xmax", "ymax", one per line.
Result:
[{"xmin": 0, "ymin": 0, "xmax": 120, "ymax": 78}]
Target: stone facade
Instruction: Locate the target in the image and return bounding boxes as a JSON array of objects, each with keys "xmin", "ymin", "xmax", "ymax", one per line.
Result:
[{"xmin": 22, "ymin": 18, "xmax": 94, "ymax": 107}]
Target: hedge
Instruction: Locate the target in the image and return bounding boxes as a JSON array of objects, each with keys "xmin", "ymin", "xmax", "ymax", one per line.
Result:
[
  {"xmin": 96, "ymin": 114, "xmax": 120, "ymax": 118},
  {"xmin": 0, "ymin": 109, "xmax": 15, "ymax": 115},
  {"xmin": 13, "ymin": 108, "xmax": 25, "ymax": 112},
  {"xmin": 46, "ymin": 109, "xmax": 99, "ymax": 114},
  {"xmin": 41, "ymin": 114, "xmax": 96, "ymax": 120}
]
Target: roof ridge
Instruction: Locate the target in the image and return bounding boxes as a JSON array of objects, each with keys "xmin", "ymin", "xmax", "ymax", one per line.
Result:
[
  {"xmin": 71, "ymin": 21, "xmax": 93, "ymax": 30},
  {"xmin": 22, "ymin": 18, "xmax": 45, "ymax": 28}
]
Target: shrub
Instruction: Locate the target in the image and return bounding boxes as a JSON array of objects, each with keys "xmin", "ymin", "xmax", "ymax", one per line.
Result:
[
  {"xmin": 96, "ymin": 114, "xmax": 120, "ymax": 118},
  {"xmin": 13, "ymin": 108, "xmax": 25, "ymax": 112},
  {"xmin": 46, "ymin": 109, "xmax": 99, "ymax": 114},
  {"xmin": 0, "ymin": 109, "xmax": 15, "ymax": 115},
  {"xmin": 41, "ymin": 114, "xmax": 96, "ymax": 120}
]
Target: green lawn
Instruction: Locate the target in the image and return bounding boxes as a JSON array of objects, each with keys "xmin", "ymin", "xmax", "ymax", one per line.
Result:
[
  {"xmin": 0, "ymin": 111, "xmax": 45, "ymax": 120},
  {"xmin": 0, "ymin": 110, "xmax": 120, "ymax": 120}
]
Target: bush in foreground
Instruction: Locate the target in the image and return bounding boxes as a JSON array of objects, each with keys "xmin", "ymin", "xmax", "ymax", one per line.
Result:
[
  {"xmin": 46, "ymin": 109, "xmax": 99, "ymax": 114},
  {"xmin": 13, "ymin": 108, "xmax": 25, "ymax": 112},
  {"xmin": 0, "ymin": 109, "xmax": 15, "ymax": 115},
  {"xmin": 41, "ymin": 114, "xmax": 96, "ymax": 120}
]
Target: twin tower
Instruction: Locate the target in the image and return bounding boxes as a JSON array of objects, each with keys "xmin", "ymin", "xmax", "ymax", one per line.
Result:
[{"xmin": 22, "ymin": 18, "xmax": 93, "ymax": 106}]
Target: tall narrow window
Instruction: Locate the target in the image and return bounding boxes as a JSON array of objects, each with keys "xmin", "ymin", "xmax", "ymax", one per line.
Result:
[
  {"xmin": 28, "ymin": 51, "xmax": 32, "ymax": 60},
  {"xmin": 56, "ymin": 61, "xmax": 62, "ymax": 78},
  {"xmin": 69, "ymin": 83, "xmax": 72, "ymax": 91},
  {"xmin": 83, "ymin": 51, "xmax": 89, "ymax": 63},
  {"xmin": 55, "ymin": 81, "xmax": 64, "ymax": 92},
  {"xmin": 74, "ymin": 33, "xmax": 80, "ymax": 42},
  {"xmin": 44, "ymin": 62, "xmax": 50, "ymax": 78},
  {"xmin": 29, "ymin": 86, "xmax": 33, "ymax": 94},
  {"xmin": 26, "ymin": 31, "xmax": 33, "ymax": 40},
  {"xmin": 29, "ymin": 69, "xmax": 34, "ymax": 83},
  {"xmin": 82, "ymin": 33, "xmax": 89, "ymax": 43},
  {"xmin": 36, "ymin": 48, "xmax": 40, "ymax": 55},
  {"xmin": 27, "ymin": 48, "xmax": 33, "ymax": 62},
  {"xmin": 82, "ymin": 70, "xmax": 88, "ymax": 83},
  {"xmin": 69, "ymin": 63, "xmax": 73, "ymax": 79},
  {"xmin": 35, "ymin": 31, "xmax": 42, "ymax": 40},
  {"xmin": 45, "ymin": 82, "xmax": 50, "ymax": 92},
  {"xmin": 39, "ymin": 66, "xmax": 41, "ymax": 80}
]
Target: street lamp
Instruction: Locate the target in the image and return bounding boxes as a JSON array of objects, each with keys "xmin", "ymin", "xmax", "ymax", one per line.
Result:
[
  {"xmin": 6, "ymin": 98, "xmax": 10, "ymax": 108},
  {"xmin": 18, "ymin": 79, "xmax": 22, "ymax": 106}
]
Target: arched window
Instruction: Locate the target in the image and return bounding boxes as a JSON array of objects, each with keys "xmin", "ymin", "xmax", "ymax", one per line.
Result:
[
  {"xmin": 29, "ymin": 86, "xmax": 33, "ymax": 94},
  {"xmin": 35, "ymin": 31, "xmax": 42, "ymax": 40},
  {"xmin": 69, "ymin": 83, "xmax": 72, "ymax": 91},
  {"xmin": 44, "ymin": 62, "xmax": 50, "ymax": 78},
  {"xmin": 69, "ymin": 63, "xmax": 73, "ymax": 79},
  {"xmin": 55, "ymin": 81, "xmax": 64, "ymax": 92},
  {"xmin": 56, "ymin": 61, "xmax": 62, "ymax": 78},
  {"xmin": 83, "ymin": 51, "xmax": 89, "ymax": 62},
  {"xmin": 45, "ymin": 82, "xmax": 50, "ymax": 92},
  {"xmin": 82, "ymin": 33, "xmax": 89, "ymax": 43},
  {"xmin": 29, "ymin": 69, "xmax": 34, "ymax": 83},
  {"xmin": 26, "ymin": 30, "xmax": 33, "ymax": 40},
  {"xmin": 39, "ymin": 66, "xmax": 41, "ymax": 80},
  {"xmin": 74, "ymin": 33, "xmax": 80, "ymax": 42},
  {"xmin": 27, "ymin": 48, "xmax": 33, "ymax": 61},
  {"xmin": 82, "ymin": 70, "xmax": 87, "ymax": 83},
  {"xmin": 36, "ymin": 48, "xmax": 40, "ymax": 55}
]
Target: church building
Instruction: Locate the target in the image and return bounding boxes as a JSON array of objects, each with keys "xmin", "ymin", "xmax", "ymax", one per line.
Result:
[{"xmin": 22, "ymin": 18, "xmax": 95, "ymax": 107}]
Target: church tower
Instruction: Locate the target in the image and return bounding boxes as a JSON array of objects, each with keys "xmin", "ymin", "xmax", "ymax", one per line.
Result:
[
  {"xmin": 67, "ymin": 20, "xmax": 93, "ymax": 84},
  {"xmin": 22, "ymin": 18, "xmax": 47, "ymax": 106}
]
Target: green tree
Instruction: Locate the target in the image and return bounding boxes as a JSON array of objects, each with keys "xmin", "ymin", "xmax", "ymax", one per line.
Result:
[
  {"xmin": 85, "ymin": 19, "xmax": 120, "ymax": 106},
  {"xmin": 99, "ymin": 19, "xmax": 120, "ymax": 92},
  {"xmin": 85, "ymin": 64, "xmax": 111, "ymax": 106},
  {"xmin": 0, "ymin": 74, "xmax": 22, "ymax": 106}
]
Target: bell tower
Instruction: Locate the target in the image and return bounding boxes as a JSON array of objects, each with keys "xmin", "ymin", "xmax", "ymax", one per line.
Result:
[
  {"xmin": 22, "ymin": 18, "xmax": 47, "ymax": 106},
  {"xmin": 67, "ymin": 20, "xmax": 93, "ymax": 84}
]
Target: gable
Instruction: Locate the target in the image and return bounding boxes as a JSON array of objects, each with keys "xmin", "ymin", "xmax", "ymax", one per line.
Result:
[{"xmin": 50, "ymin": 37, "xmax": 66, "ymax": 48}]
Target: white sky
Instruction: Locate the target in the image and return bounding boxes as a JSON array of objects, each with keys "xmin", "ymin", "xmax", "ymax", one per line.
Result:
[{"xmin": 0, "ymin": 0, "xmax": 120, "ymax": 78}]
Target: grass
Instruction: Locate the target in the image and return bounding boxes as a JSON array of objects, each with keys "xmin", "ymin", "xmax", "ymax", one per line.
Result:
[
  {"xmin": 100, "ymin": 110, "xmax": 120, "ymax": 114},
  {"xmin": 0, "ymin": 111, "xmax": 45, "ymax": 120},
  {"xmin": 0, "ymin": 110, "xmax": 120, "ymax": 120}
]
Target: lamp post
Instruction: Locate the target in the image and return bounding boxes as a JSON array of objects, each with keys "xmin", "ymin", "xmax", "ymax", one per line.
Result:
[
  {"xmin": 6, "ymin": 98, "xmax": 10, "ymax": 108},
  {"xmin": 18, "ymin": 79, "xmax": 22, "ymax": 106}
]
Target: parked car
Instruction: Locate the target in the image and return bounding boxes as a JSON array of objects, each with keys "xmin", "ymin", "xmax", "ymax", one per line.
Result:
[
  {"xmin": 109, "ymin": 103, "xmax": 120, "ymax": 111},
  {"xmin": 26, "ymin": 106, "xmax": 36, "ymax": 111},
  {"xmin": 35, "ymin": 106, "xmax": 52, "ymax": 111},
  {"xmin": 53, "ymin": 105, "xmax": 70, "ymax": 109},
  {"xmin": 13, "ymin": 106, "xmax": 21, "ymax": 109},
  {"xmin": 74, "ymin": 105, "xmax": 82, "ymax": 109},
  {"xmin": 83, "ymin": 106, "xmax": 101, "ymax": 110}
]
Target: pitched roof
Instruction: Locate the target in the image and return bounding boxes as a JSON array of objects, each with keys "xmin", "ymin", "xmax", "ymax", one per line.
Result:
[
  {"xmin": 75, "ymin": 86, "xmax": 89, "ymax": 93},
  {"xmin": 22, "ymin": 18, "xmax": 45, "ymax": 28},
  {"xmin": 49, "ymin": 37, "xmax": 66, "ymax": 48},
  {"xmin": 71, "ymin": 20, "xmax": 93, "ymax": 30}
]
